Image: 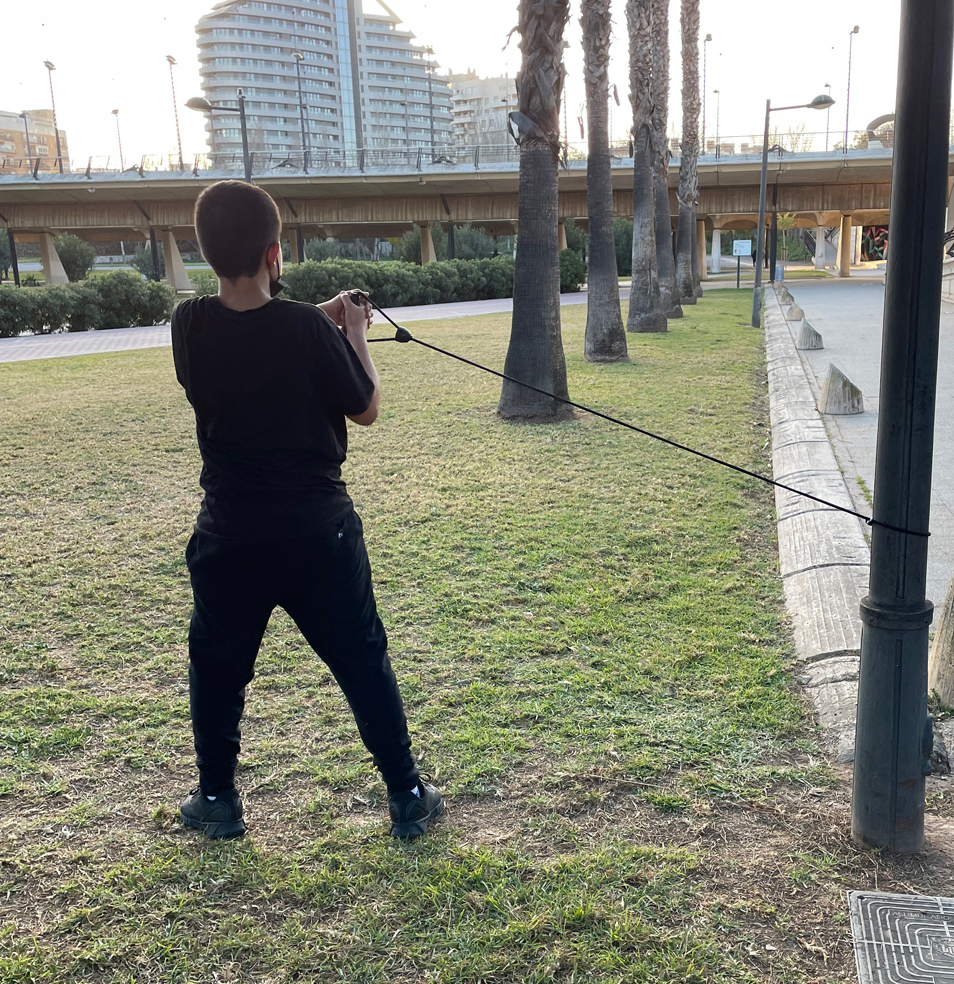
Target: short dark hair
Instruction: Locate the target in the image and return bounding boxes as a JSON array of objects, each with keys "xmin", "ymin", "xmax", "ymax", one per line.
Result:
[{"xmin": 194, "ymin": 180, "xmax": 282, "ymax": 279}]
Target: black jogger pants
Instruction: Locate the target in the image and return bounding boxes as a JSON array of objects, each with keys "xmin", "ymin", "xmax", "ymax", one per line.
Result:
[{"xmin": 185, "ymin": 509, "xmax": 419, "ymax": 796}]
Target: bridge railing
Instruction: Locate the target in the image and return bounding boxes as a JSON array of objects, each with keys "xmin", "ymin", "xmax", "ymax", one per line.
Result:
[{"xmin": 5, "ymin": 128, "xmax": 950, "ymax": 181}]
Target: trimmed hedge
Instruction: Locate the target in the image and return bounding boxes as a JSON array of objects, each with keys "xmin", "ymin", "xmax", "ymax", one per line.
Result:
[
  {"xmin": 0, "ymin": 272, "xmax": 175, "ymax": 337},
  {"xmin": 281, "ymin": 254, "xmax": 586, "ymax": 307},
  {"xmin": 282, "ymin": 257, "xmax": 516, "ymax": 307}
]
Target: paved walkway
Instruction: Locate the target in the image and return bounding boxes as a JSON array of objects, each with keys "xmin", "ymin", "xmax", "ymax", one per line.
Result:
[
  {"xmin": 0, "ymin": 289, "xmax": 638, "ymax": 365},
  {"xmin": 788, "ymin": 279, "xmax": 954, "ymax": 612}
]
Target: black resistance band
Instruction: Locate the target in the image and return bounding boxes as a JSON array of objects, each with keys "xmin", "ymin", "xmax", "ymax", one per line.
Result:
[{"xmin": 356, "ymin": 295, "xmax": 929, "ymax": 540}]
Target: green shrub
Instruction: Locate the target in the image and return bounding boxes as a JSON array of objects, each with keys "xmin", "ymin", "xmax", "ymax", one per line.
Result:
[
  {"xmin": 189, "ymin": 271, "xmax": 218, "ymax": 297},
  {"xmin": 54, "ymin": 234, "xmax": 96, "ymax": 281},
  {"xmin": 0, "ymin": 272, "xmax": 174, "ymax": 337},
  {"xmin": 559, "ymin": 249, "xmax": 587, "ymax": 292},
  {"xmin": 281, "ymin": 256, "xmax": 515, "ymax": 308},
  {"xmin": 129, "ymin": 244, "xmax": 164, "ymax": 280}
]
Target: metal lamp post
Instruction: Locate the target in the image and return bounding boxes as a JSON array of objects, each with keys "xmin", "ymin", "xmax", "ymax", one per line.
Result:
[
  {"xmin": 824, "ymin": 82, "xmax": 832, "ymax": 151},
  {"xmin": 292, "ymin": 51, "xmax": 310, "ymax": 172},
  {"xmin": 167, "ymin": 56, "xmax": 185, "ymax": 170},
  {"xmin": 111, "ymin": 109, "xmax": 124, "ymax": 170},
  {"xmin": 852, "ymin": 0, "xmax": 953, "ymax": 854},
  {"xmin": 713, "ymin": 89, "xmax": 720, "ymax": 159},
  {"xmin": 845, "ymin": 25, "xmax": 860, "ymax": 153},
  {"xmin": 43, "ymin": 60, "xmax": 64, "ymax": 174},
  {"xmin": 425, "ymin": 46, "xmax": 435, "ymax": 153},
  {"xmin": 750, "ymin": 93, "xmax": 835, "ymax": 327},
  {"xmin": 702, "ymin": 33, "xmax": 712, "ymax": 153},
  {"xmin": 186, "ymin": 91, "xmax": 252, "ymax": 183},
  {"xmin": 19, "ymin": 112, "xmax": 33, "ymax": 174}
]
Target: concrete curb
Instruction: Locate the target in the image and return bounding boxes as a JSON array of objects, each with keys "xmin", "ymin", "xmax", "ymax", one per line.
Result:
[{"xmin": 765, "ymin": 286, "xmax": 869, "ymax": 762}]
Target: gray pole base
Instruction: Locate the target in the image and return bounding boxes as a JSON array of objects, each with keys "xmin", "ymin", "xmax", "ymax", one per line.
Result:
[{"xmin": 852, "ymin": 597, "xmax": 934, "ymax": 853}]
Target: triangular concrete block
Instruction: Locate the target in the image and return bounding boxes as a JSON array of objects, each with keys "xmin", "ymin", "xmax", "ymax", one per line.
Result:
[
  {"xmin": 784, "ymin": 302, "xmax": 804, "ymax": 322},
  {"xmin": 819, "ymin": 364, "xmax": 864, "ymax": 414},
  {"xmin": 796, "ymin": 318, "xmax": 824, "ymax": 350},
  {"xmin": 777, "ymin": 286, "xmax": 793, "ymax": 304}
]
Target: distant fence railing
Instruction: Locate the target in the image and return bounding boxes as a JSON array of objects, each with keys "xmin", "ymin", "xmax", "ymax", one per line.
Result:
[{"xmin": 1, "ymin": 129, "xmax": 937, "ymax": 181}]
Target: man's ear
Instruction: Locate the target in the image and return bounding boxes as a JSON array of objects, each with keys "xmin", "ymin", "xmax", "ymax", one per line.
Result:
[{"xmin": 265, "ymin": 241, "xmax": 282, "ymax": 273}]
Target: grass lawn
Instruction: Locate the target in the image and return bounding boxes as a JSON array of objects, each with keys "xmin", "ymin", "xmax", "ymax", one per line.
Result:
[{"xmin": 1, "ymin": 291, "xmax": 951, "ymax": 982}]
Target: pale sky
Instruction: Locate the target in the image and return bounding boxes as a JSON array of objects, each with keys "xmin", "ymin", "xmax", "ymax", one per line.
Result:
[{"xmin": 5, "ymin": 0, "xmax": 901, "ymax": 165}]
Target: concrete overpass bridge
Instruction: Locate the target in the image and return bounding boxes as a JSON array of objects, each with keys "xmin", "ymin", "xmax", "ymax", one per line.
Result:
[{"xmin": 0, "ymin": 144, "xmax": 920, "ymax": 287}]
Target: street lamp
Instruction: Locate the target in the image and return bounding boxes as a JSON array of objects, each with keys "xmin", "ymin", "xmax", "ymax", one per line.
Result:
[
  {"xmin": 291, "ymin": 51, "xmax": 310, "ymax": 173},
  {"xmin": 824, "ymin": 82, "xmax": 832, "ymax": 151},
  {"xmin": 43, "ymin": 60, "xmax": 64, "ymax": 174},
  {"xmin": 425, "ymin": 46, "xmax": 436, "ymax": 152},
  {"xmin": 751, "ymin": 92, "xmax": 835, "ymax": 326},
  {"xmin": 19, "ymin": 112, "xmax": 33, "ymax": 174},
  {"xmin": 111, "ymin": 109, "xmax": 124, "ymax": 171},
  {"xmin": 713, "ymin": 89, "xmax": 720, "ymax": 159},
  {"xmin": 186, "ymin": 91, "xmax": 252, "ymax": 183},
  {"xmin": 167, "ymin": 56, "xmax": 185, "ymax": 170},
  {"xmin": 702, "ymin": 33, "xmax": 712, "ymax": 153},
  {"xmin": 845, "ymin": 25, "xmax": 860, "ymax": 154}
]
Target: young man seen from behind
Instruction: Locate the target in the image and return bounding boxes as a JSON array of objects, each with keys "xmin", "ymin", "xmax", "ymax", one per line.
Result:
[{"xmin": 171, "ymin": 179, "xmax": 442, "ymax": 840}]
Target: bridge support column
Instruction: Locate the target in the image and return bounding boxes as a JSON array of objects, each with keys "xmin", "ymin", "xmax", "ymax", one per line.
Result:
[
  {"xmin": 287, "ymin": 229, "xmax": 301, "ymax": 265},
  {"xmin": 558, "ymin": 219, "xmax": 568, "ymax": 252},
  {"xmin": 838, "ymin": 214, "xmax": 853, "ymax": 277},
  {"xmin": 815, "ymin": 225, "xmax": 828, "ymax": 270},
  {"xmin": 160, "ymin": 230, "xmax": 193, "ymax": 291},
  {"xmin": 39, "ymin": 231, "xmax": 69, "ymax": 285},
  {"xmin": 710, "ymin": 226, "xmax": 722, "ymax": 274},
  {"xmin": 696, "ymin": 219, "xmax": 708, "ymax": 281},
  {"xmin": 418, "ymin": 222, "xmax": 436, "ymax": 264}
]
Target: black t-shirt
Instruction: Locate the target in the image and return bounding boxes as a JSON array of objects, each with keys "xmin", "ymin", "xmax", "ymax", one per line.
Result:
[{"xmin": 171, "ymin": 295, "xmax": 375, "ymax": 539}]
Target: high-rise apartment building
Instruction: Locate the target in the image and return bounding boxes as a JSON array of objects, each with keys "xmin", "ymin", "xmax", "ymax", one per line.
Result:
[
  {"xmin": 449, "ymin": 71, "xmax": 516, "ymax": 147},
  {"xmin": 195, "ymin": 0, "xmax": 453, "ymax": 156},
  {"xmin": 0, "ymin": 109, "xmax": 69, "ymax": 172}
]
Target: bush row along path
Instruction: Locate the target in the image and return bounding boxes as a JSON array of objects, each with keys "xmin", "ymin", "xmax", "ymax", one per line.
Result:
[{"xmin": 0, "ymin": 289, "xmax": 624, "ymax": 364}]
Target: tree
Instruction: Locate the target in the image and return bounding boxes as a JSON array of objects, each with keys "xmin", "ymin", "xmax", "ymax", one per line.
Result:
[
  {"xmin": 498, "ymin": 0, "xmax": 573, "ymax": 420},
  {"xmin": 651, "ymin": 0, "xmax": 682, "ymax": 318},
  {"xmin": 129, "ymin": 243, "xmax": 165, "ymax": 280},
  {"xmin": 581, "ymin": 0, "xmax": 629, "ymax": 362},
  {"xmin": 625, "ymin": 0, "xmax": 667, "ymax": 332},
  {"xmin": 674, "ymin": 0, "xmax": 700, "ymax": 304},
  {"xmin": 54, "ymin": 234, "xmax": 96, "ymax": 282}
]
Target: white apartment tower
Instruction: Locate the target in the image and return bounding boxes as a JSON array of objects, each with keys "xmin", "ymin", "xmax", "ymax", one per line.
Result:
[
  {"xmin": 449, "ymin": 71, "xmax": 516, "ymax": 147},
  {"xmin": 196, "ymin": 0, "xmax": 453, "ymax": 156}
]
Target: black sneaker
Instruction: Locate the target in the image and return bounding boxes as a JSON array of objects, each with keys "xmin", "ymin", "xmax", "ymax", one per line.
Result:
[
  {"xmin": 179, "ymin": 787, "xmax": 247, "ymax": 840},
  {"xmin": 388, "ymin": 780, "xmax": 445, "ymax": 839}
]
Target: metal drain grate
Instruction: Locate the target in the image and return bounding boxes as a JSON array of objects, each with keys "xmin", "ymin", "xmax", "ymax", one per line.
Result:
[{"xmin": 849, "ymin": 891, "xmax": 954, "ymax": 982}]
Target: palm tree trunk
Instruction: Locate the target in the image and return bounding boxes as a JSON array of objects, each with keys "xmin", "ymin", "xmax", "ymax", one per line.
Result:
[
  {"xmin": 582, "ymin": 0, "xmax": 628, "ymax": 362},
  {"xmin": 498, "ymin": 0, "xmax": 573, "ymax": 420},
  {"xmin": 675, "ymin": 0, "xmax": 700, "ymax": 304},
  {"xmin": 651, "ymin": 0, "xmax": 682, "ymax": 318},
  {"xmin": 626, "ymin": 0, "xmax": 666, "ymax": 333}
]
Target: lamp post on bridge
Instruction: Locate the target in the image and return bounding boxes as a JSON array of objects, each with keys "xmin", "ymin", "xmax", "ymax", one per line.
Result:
[
  {"xmin": 19, "ymin": 112, "xmax": 33, "ymax": 175},
  {"xmin": 167, "ymin": 56, "xmax": 185, "ymax": 171},
  {"xmin": 111, "ymin": 109, "xmax": 124, "ymax": 171},
  {"xmin": 42, "ymin": 61, "xmax": 64, "ymax": 174},
  {"xmin": 186, "ymin": 91, "xmax": 252, "ymax": 183},
  {"xmin": 750, "ymin": 92, "xmax": 835, "ymax": 327},
  {"xmin": 713, "ymin": 89, "xmax": 720, "ymax": 159},
  {"xmin": 292, "ymin": 51, "xmax": 310, "ymax": 173},
  {"xmin": 702, "ymin": 33, "xmax": 712, "ymax": 153},
  {"xmin": 844, "ymin": 25, "xmax": 860, "ymax": 153}
]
